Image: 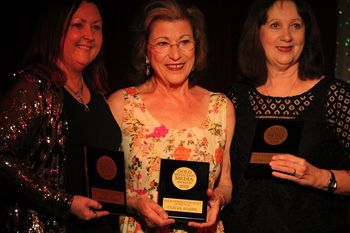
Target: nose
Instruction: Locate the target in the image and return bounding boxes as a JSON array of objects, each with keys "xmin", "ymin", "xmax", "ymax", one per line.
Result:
[
  {"xmin": 83, "ymin": 26, "xmax": 94, "ymax": 40},
  {"xmin": 280, "ymin": 27, "xmax": 292, "ymax": 42},
  {"xmin": 168, "ymin": 44, "xmax": 181, "ymax": 60}
]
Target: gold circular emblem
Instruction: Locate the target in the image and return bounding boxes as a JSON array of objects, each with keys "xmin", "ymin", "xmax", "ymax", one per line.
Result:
[
  {"xmin": 172, "ymin": 167, "xmax": 197, "ymax": 191},
  {"xmin": 96, "ymin": 155, "xmax": 117, "ymax": 180},
  {"xmin": 263, "ymin": 125, "xmax": 288, "ymax": 146}
]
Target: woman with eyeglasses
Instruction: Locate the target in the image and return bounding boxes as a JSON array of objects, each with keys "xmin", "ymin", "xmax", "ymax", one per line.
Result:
[{"xmin": 108, "ymin": 0, "xmax": 234, "ymax": 232}]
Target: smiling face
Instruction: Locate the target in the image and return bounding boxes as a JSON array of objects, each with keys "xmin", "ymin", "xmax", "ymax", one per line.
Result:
[
  {"xmin": 60, "ymin": 1, "xmax": 103, "ymax": 73},
  {"xmin": 147, "ymin": 19, "xmax": 195, "ymax": 88},
  {"xmin": 260, "ymin": 0, "xmax": 305, "ymax": 71}
]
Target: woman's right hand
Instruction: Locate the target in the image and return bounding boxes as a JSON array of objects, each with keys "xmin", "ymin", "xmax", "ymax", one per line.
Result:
[
  {"xmin": 130, "ymin": 196, "xmax": 175, "ymax": 228},
  {"xmin": 70, "ymin": 195, "xmax": 109, "ymax": 221}
]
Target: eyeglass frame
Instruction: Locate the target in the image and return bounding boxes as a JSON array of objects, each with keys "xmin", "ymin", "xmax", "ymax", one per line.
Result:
[{"xmin": 148, "ymin": 39, "xmax": 195, "ymax": 53}]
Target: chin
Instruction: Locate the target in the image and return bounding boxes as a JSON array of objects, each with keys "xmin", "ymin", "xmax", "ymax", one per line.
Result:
[{"xmin": 169, "ymin": 76, "xmax": 188, "ymax": 84}]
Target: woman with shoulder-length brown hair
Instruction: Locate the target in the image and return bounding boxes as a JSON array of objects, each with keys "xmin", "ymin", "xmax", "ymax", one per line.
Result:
[{"xmin": 223, "ymin": 0, "xmax": 350, "ymax": 232}]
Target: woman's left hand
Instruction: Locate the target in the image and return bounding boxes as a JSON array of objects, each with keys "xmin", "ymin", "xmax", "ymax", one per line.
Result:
[
  {"xmin": 269, "ymin": 154, "xmax": 326, "ymax": 187},
  {"xmin": 187, "ymin": 189, "xmax": 221, "ymax": 228}
]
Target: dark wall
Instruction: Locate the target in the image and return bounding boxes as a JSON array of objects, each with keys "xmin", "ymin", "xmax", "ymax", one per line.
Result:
[{"xmin": 2, "ymin": 0, "xmax": 338, "ymax": 94}]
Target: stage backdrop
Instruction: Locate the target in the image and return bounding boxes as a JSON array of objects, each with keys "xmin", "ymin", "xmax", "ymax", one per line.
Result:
[
  {"xmin": 2, "ymin": 0, "xmax": 345, "ymax": 95},
  {"xmin": 335, "ymin": 0, "xmax": 350, "ymax": 83}
]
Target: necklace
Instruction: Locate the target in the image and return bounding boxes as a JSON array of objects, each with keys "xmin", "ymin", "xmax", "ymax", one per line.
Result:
[
  {"xmin": 264, "ymin": 78, "xmax": 298, "ymax": 97},
  {"xmin": 64, "ymin": 76, "xmax": 89, "ymax": 112}
]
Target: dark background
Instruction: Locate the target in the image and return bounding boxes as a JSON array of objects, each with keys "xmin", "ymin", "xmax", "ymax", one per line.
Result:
[{"xmin": 2, "ymin": 0, "xmax": 338, "ymax": 94}]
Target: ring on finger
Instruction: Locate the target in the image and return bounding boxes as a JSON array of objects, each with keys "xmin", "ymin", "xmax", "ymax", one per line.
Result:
[
  {"xmin": 92, "ymin": 210, "xmax": 98, "ymax": 219},
  {"xmin": 291, "ymin": 168, "xmax": 296, "ymax": 176}
]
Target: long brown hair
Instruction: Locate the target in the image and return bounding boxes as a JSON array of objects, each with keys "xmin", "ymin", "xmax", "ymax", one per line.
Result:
[{"xmin": 22, "ymin": 0, "xmax": 109, "ymax": 95}]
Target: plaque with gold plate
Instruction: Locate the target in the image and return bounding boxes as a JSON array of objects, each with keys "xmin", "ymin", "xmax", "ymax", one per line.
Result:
[
  {"xmin": 158, "ymin": 159, "xmax": 209, "ymax": 222},
  {"xmin": 85, "ymin": 147, "xmax": 126, "ymax": 215},
  {"xmin": 246, "ymin": 118, "xmax": 304, "ymax": 177}
]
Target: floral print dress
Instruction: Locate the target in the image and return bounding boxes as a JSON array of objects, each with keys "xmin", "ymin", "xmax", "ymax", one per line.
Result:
[{"xmin": 119, "ymin": 87, "xmax": 227, "ymax": 233}]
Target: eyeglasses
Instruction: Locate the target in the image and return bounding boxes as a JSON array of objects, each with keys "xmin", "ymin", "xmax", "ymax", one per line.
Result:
[{"xmin": 149, "ymin": 39, "xmax": 195, "ymax": 53}]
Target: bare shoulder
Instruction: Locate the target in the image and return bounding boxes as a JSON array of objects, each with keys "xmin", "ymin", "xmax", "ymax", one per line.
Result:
[
  {"xmin": 191, "ymin": 85, "xmax": 211, "ymax": 97},
  {"xmin": 108, "ymin": 89, "xmax": 124, "ymax": 104},
  {"xmin": 107, "ymin": 89, "xmax": 125, "ymax": 126},
  {"xmin": 207, "ymin": 88, "xmax": 234, "ymax": 108},
  {"xmin": 215, "ymin": 91, "xmax": 234, "ymax": 116}
]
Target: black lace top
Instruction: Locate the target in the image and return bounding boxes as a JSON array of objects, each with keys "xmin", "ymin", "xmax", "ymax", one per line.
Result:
[{"xmin": 222, "ymin": 77, "xmax": 350, "ymax": 233}]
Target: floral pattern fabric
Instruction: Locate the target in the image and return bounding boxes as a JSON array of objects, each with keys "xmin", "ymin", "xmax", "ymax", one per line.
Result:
[{"xmin": 119, "ymin": 87, "xmax": 227, "ymax": 233}]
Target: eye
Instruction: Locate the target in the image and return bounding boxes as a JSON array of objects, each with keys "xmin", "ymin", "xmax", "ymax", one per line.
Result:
[
  {"xmin": 71, "ymin": 22, "xmax": 83, "ymax": 29},
  {"xmin": 270, "ymin": 22, "xmax": 280, "ymax": 29},
  {"xmin": 92, "ymin": 24, "xmax": 102, "ymax": 31},
  {"xmin": 178, "ymin": 39, "xmax": 192, "ymax": 46},
  {"xmin": 156, "ymin": 41, "xmax": 170, "ymax": 47},
  {"xmin": 291, "ymin": 22, "xmax": 303, "ymax": 30}
]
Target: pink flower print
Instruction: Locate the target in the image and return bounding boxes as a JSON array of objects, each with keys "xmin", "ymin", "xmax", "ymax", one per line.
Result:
[
  {"xmin": 135, "ymin": 189, "xmax": 147, "ymax": 195},
  {"xmin": 131, "ymin": 156, "xmax": 140, "ymax": 165},
  {"xmin": 150, "ymin": 179, "xmax": 158, "ymax": 188},
  {"xmin": 146, "ymin": 125, "xmax": 169, "ymax": 138},
  {"xmin": 135, "ymin": 223, "xmax": 142, "ymax": 231},
  {"xmin": 125, "ymin": 87, "xmax": 138, "ymax": 96},
  {"xmin": 213, "ymin": 105, "xmax": 219, "ymax": 114}
]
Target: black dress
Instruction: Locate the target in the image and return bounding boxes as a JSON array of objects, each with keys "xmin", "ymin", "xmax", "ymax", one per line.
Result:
[
  {"xmin": 222, "ymin": 77, "xmax": 350, "ymax": 233},
  {"xmin": 63, "ymin": 88, "xmax": 122, "ymax": 233}
]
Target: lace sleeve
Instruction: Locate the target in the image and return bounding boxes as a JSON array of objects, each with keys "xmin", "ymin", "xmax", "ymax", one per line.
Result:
[{"xmin": 326, "ymin": 80, "xmax": 350, "ymax": 153}]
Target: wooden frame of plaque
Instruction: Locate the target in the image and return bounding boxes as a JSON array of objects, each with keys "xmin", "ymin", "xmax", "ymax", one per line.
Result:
[
  {"xmin": 85, "ymin": 147, "xmax": 126, "ymax": 215},
  {"xmin": 246, "ymin": 118, "xmax": 304, "ymax": 177},
  {"xmin": 158, "ymin": 159, "xmax": 209, "ymax": 222}
]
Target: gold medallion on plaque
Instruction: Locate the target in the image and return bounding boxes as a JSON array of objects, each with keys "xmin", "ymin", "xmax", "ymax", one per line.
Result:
[
  {"xmin": 263, "ymin": 125, "xmax": 288, "ymax": 146},
  {"xmin": 172, "ymin": 167, "xmax": 197, "ymax": 191},
  {"xmin": 96, "ymin": 155, "xmax": 117, "ymax": 180}
]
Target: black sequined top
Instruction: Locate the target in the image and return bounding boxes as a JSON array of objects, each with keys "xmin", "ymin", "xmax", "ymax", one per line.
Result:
[
  {"xmin": 0, "ymin": 65, "xmax": 73, "ymax": 233},
  {"xmin": 222, "ymin": 77, "xmax": 350, "ymax": 233}
]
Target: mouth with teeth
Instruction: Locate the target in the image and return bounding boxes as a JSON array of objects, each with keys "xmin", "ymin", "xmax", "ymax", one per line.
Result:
[
  {"xmin": 166, "ymin": 63, "xmax": 185, "ymax": 71},
  {"xmin": 76, "ymin": 44, "xmax": 93, "ymax": 50}
]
